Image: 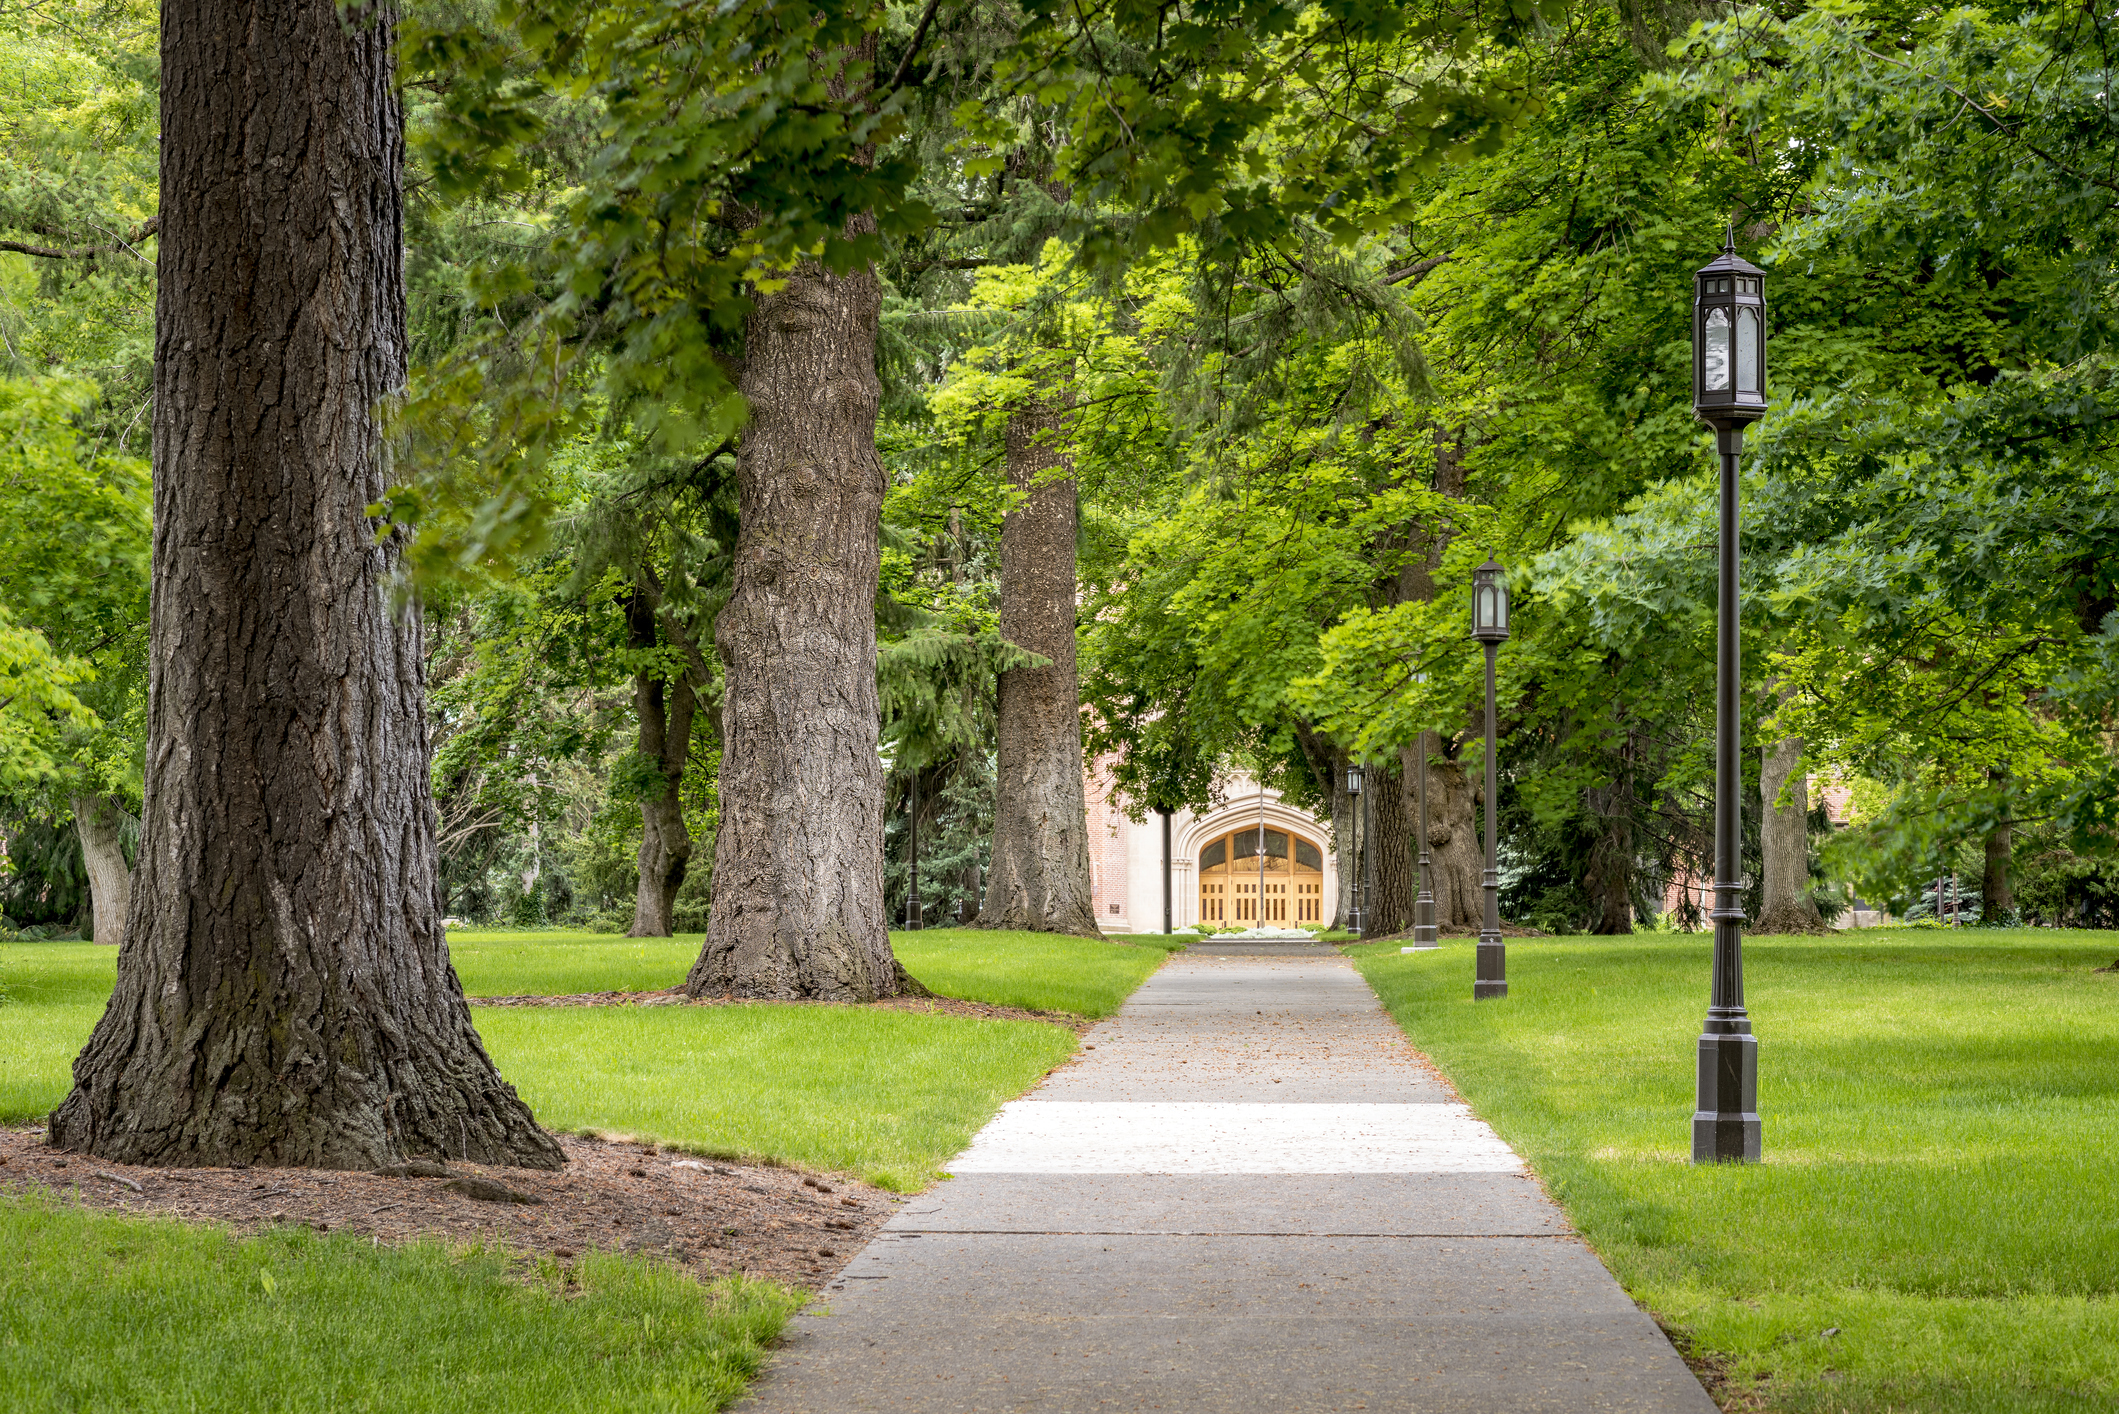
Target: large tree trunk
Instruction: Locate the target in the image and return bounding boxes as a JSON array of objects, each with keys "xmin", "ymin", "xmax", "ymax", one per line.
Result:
[
  {"xmin": 1982, "ymin": 768, "xmax": 2014, "ymax": 922},
  {"xmin": 978, "ymin": 398, "xmax": 1100, "ymax": 936},
  {"xmin": 71, "ymin": 795, "xmax": 132, "ymax": 947},
  {"xmin": 1756, "ymin": 732, "xmax": 1824, "ymax": 934},
  {"xmin": 687, "ymin": 196, "xmax": 916, "ymax": 999},
  {"xmin": 50, "ymin": 0, "xmax": 561, "ymax": 1170},
  {"xmin": 628, "ymin": 593, "xmax": 698, "ymax": 936}
]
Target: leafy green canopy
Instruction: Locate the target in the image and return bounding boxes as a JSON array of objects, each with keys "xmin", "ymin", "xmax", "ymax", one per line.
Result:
[
  {"xmin": 1673, "ymin": 0, "xmax": 2118, "ymax": 894},
  {"xmin": 0, "ymin": 377, "xmax": 148, "ymax": 801},
  {"xmin": 392, "ymin": 0, "xmax": 1576, "ymax": 579},
  {"xmin": 986, "ymin": 0, "xmax": 1563, "ymax": 265}
]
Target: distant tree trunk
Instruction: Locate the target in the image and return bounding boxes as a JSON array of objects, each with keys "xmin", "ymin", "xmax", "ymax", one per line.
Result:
[
  {"xmin": 1290, "ymin": 722, "xmax": 1351, "ymax": 929},
  {"xmin": 1982, "ymin": 768, "xmax": 2014, "ymax": 921},
  {"xmin": 688, "ymin": 143, "xmax": 919, "ymax": 999},
  {"xmin": 1363, "ymin": 756, "xmax": 1415, "ymax": 935},
  {"xmin": 1363, "ymin": 422, "xmax": 1478, "ymax": 936},
  {"xmin": 50, "ymin": 0, "xmax": 561, "ymax": 1170},
  {"xmin": 71, "ymin": 795, "xmax": 132, "ymax": 947},
  {"xmin": 979, "ymin": 396, "xmax": 1100, "ymax": 937},
  {"xmin": 1582, "ymin": 731, "xmax": 1638, "ymax": 934},
  {"xmin": 1427, "ymin": 755, "xmax": 1483, "ymax": 929},
  {"xmin": 1330, "ymin": 772, "xmax": 1354, "ymax": 929},
  {"xmin": 628, "ymin": 592, "xmax": 698, "ymax": 936},
  {"xmin": 1756, "ymin": 731, "xmax": 1824, "ymax": 934},
  {"xmin": 1583, "ymin": 813, "xmax": 1636, "ymax": 934}
]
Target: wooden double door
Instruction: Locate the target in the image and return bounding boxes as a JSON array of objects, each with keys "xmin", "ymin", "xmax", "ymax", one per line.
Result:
[{"xmin": 1197, "ymin": 826, "xmax": 1325, "ymax": 923}]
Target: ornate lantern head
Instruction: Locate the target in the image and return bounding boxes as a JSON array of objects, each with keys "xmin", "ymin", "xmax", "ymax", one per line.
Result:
[
  {"xmin": 1345, "ymin": 764, "xmax": 1364, "ymax": 796},
  {"xmin": 1470, "ymin": 558, "xmax": 1510, "ymax": 644},
  {"xmin": 1693, "ymin": 232, "xmax": 1768, "ymax": 429}
]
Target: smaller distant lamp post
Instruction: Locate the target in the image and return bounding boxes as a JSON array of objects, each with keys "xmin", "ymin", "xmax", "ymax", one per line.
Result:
[
  {"xmin": 906, "ymin": 768, "xmax": 922, "ymax": 931},
  {"xmin": 1470, "ymin": 559, "xmax": 1509, "ymax": 999},
  {"xmin": 1690, "ymin": 230, "xmax": 1768, "ymax": 1164},
  {"xmin": 1345, "ymin": 763, "xmax": 1365, "ymax": 937}
]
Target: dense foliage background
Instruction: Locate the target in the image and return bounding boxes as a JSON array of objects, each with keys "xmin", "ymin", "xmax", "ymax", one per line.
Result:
[{"xmin": 3, "ymin": 0, "xmax": 2113, "ymax": 936}]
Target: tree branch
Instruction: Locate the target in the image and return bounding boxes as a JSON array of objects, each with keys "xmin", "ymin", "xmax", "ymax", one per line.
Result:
[
  {"xmin": 0, "ymin": 215, "xmax": 161, "ymax": 262},
  {"xmin": 1381, "ymin": 253, "xmax": 1451, "ymax": 286},
  {"xmin": 888, "ymin": 0, "xmax": 946, "ymax": 92}
]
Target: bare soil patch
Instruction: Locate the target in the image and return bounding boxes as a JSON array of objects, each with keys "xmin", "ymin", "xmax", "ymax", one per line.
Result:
[
  {"xmin": 0, "ymin": 1127, "xmax": 894, "ymax": 1290},
  {"xmin": 471, "ymin": 985, "xmax": 1096, "ymax": 1035}
]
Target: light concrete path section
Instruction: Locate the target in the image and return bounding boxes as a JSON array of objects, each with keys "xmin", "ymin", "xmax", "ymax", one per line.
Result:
[
  {"xmin": 953, "ymin": 1102, "xmax": 1524, "ymax": 1174},
  {"xmin": 746, "ymin": 955, "xmax": 1712, "ymax": 1413}
]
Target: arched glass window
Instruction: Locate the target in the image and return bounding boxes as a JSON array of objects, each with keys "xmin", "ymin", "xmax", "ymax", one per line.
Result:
[
  {"xmin": 1736, "ymin": 307, "xmax": 1761, "ymax": 393},
  {"xmin": 1702, "ymin": 307, "xmax": 1732, "ymax": 391}
]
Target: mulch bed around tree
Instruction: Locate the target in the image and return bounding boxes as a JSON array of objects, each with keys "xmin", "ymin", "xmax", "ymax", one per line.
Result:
[
  {"xmin": 469, "ymin": 985, "xmax": 1097, "ymax": 1035},
  {"xmin": 0, "ymin": 1127, "xmax": 898, "ymax": 1291}
]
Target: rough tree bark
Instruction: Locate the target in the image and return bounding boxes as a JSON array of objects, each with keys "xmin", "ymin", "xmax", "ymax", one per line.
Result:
[
  {"xmin": 71, "ymin": 795, "xmax": 132, "ymax": 947},
  {"xmin": 1364, "ymin": 757, "xmax": 1416, "ymax": 935},
  {"xmin": 628, "ymin": 592, "xmax": 698, "ymax": 936},
  {"xmin": 1756, "ymin": 731, "xmax": 1825, "ymax": 934},
  {"xmin": 687, "ymin": 183, "xmax": 920, "ymax": 998},
  {"xmin": 50, "ymin": 0, "xmax": 562, "ymax": 1169},
  {"xmin": 978, "ymin": 397, "xmax": 1101, "ymax": 936},
  {"xmin": 1425, "ymin": 756, "xmax": 1483, "ymax": 930}
]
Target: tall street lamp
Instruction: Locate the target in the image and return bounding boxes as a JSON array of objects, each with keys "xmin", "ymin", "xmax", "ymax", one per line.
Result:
[
  {"xmin": 1470, "ymin": 559, "xmax": 1509, "ymax": 999},
  {"xmin": 1691, "ymin": 231, "xmax": 1768, "ymax": 1164},
  {"xmin": 1345, "ymin": 763, "xmax": 1365, "ymax": 936}
]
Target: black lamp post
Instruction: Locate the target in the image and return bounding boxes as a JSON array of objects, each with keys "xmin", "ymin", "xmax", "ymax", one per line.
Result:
[
  {"xmin": 1690, "ymin": 231, "xmax": 1768, "ymax": 1164},
  {"xmin": 1345, "ymin": 763, "xmax": 1365, "ymax": 936},
  {"xmin": 1470, "ymin": 559, "xmax": 1509, "ymax": 999}
]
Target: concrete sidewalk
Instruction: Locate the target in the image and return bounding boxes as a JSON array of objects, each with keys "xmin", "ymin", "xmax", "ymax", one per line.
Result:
[{"xmin": 745, "ymin": 952, "xmax": 1714, "ymax": 1413}]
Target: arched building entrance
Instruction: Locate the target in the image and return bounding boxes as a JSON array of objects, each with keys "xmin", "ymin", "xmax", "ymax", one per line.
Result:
[{"xmin": 1196, "ymin": 825, "xmax": 1327, "ymax": 925}]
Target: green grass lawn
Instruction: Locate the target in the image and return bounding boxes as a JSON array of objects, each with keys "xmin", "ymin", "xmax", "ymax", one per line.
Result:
[
  {"xmin": 443, "ymin": 926, "xmax": 1175, "ymax": 1016},
  {"xmin": 0, "ymin": 1197, "xmax": 797, "ymax": 1412},
  {"xmin": 474, "ymin": 1003, "xmax": 1074, "ymax": 1189},
  {"xmin": 1350, "ymin": 928, "xmax": 2119, "ymax": 1414},
  {"xmin": 0, "ymin": 926, "xmax": 1164, "ymax": 1182},
  {"xmin": 889, "ymin": 927, "xmax": 1180, "ymax": 1017},
  {"xmin": 0, "ymin": 924, "xmax": 1162, "ymax": 1410},
  {"xmin": 447, "ymin": 931, "xmax": 703, "ymax": 996}
]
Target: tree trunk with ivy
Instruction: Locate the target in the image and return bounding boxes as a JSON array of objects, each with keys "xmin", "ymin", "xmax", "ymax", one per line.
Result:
[{"xmin": 49, "ymin": 0, "xmax": 562, "ymax": 1170}]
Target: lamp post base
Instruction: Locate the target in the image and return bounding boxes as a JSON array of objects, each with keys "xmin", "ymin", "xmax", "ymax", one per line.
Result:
[
  {"xmin": 1474, "ymin": 936, "xmax": 1506, "ymax": 999},
  {"xmin": 1691, "ymin": 1029, "xmax": 1760, "ymax": 1163},
  {"xmin": 1412, "ymin": 895, "xmax": 1438, "ymax": 948}
]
